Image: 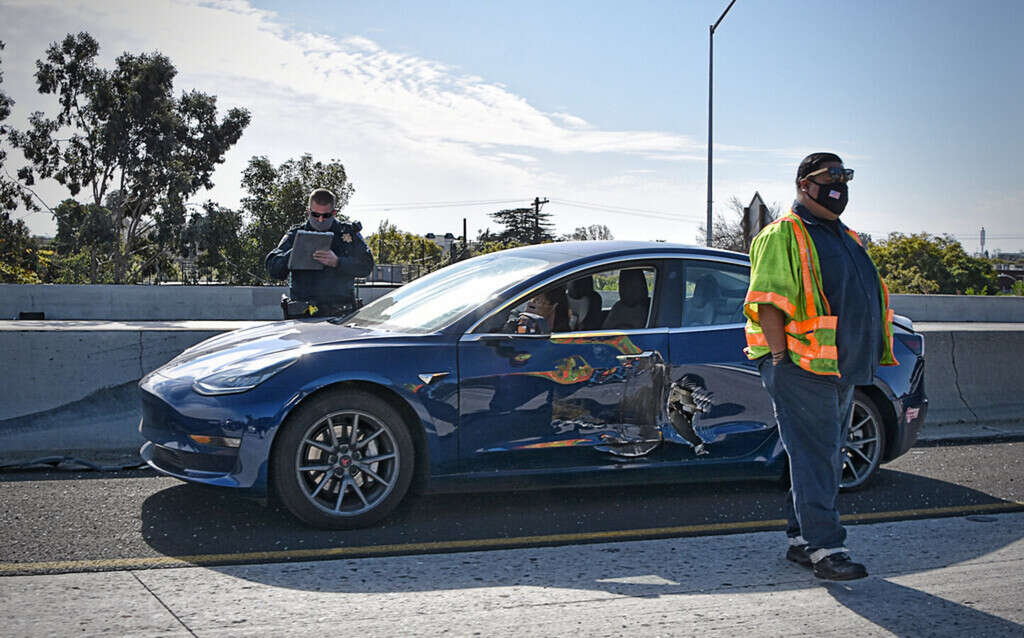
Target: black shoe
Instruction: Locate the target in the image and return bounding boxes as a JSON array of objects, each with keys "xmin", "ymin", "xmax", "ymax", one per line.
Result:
[
  {"xmin": 786, "ymin": 545, "xmax": 812, "ymax": 568},
  {"xmin": 812, "ymin": 553, "xmax": 868, "ymax": 581}
]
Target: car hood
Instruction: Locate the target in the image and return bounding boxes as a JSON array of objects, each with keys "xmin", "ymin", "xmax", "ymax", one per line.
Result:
[{"xmin": 151, "ymin": 319, "xmax": 391, "ymax": 381}]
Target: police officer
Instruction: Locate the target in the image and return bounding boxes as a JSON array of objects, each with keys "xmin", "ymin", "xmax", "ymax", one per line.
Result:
[{"xmin": 266, "ymin": 188, "xmax": 374, "ymax": 318}]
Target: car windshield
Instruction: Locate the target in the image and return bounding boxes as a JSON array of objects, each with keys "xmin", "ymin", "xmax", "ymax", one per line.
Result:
[{"xmin": 345, "ymin": 253, "xmax": 555, "ymax": 333}]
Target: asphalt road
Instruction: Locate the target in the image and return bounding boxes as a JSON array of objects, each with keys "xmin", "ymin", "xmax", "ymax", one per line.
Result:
[{"xmin": 1, "ymin": 439, "xmax": 1021, "ymax": 576}]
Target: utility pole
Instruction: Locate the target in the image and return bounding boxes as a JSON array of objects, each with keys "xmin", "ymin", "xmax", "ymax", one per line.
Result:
[
  {"xmin": 533, "ymin": 196, "xmax": 549, "ymax": 244},
  {"xmin": 462, "ymin": 217, "xmax": 467, "ymax": 258},
  {"xmin": 706, "ymin": 0, "xmax": 737, "ymax": 247}
]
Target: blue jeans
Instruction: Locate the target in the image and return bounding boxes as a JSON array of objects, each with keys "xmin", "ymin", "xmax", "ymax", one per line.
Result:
[{"xmin": 759, "ymin": 357, "xmax": 854, "ymax": 554}]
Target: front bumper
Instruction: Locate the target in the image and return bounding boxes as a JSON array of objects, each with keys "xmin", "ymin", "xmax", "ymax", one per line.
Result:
[{"xmin": 138, "ymin": 371, "xmax": 296, "ymax": 493}]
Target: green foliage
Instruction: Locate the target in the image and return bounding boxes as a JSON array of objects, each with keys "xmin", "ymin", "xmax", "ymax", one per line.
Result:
[
  {"xmin": 471, "ymin": 238, "xmax": 523, "ymax": 256},
  {"xmin": 182, "ymin": 202, "xmax": 251, "ymax": 284},
  {"xmin": 0, "ymin": 211, "xmax": 43, "ymax": 282},
  {"xmin": 50, "ymin": 199, "xmax": 117, "ymax": 283},
  {"xmin": 241, "ymin": 153, "xmax": 356, "ymax": 276},
  {"xmin": 10, "ymin": 32, "xmax": 250, "ymax": 283},
  {"xmin": 489, "ymin": 206, "xmax": 555, "ymax": 245},
  {"xmin": 367, "ymin": 220, "xmax": 442, "ymax": 263},
  {"xmin": 561, "ymin": 224, "xmax": 613, "ymax": 241},
  {"xmin": 592, "ymin": 272, "xmax": 617, "ymax": 291},
  {"xmin": 1010, "ymin": 280, "xmax": 1024, "ymax": 296},
  {"xmin": 868, "ymin": 233, "xmax": 997, "ymax": 295},
  {"xmin": 366, "ymin": 220, "xmax": 445, "ymax": 278},
  {"xmin": 1, "ymin": 40, "xmax": 36, "ymax": 213}
]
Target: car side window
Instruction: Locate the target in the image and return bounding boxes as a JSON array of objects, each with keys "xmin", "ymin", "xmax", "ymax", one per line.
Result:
[
  {"xmin": 596, "ymin": 267, "xmax": 656, "ymax": 330},
  {"xmin": 472, "ymin": 266, "xmax": 657, "ymax": 334},
  {"xmin": 680, "ymin": 261, "xmax": 749, "ymax": 327}
]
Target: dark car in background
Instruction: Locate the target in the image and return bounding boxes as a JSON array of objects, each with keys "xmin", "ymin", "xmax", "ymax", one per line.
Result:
[{"xmin": 140, "ymin": 241, "xmax": 927, "ymax": 529}]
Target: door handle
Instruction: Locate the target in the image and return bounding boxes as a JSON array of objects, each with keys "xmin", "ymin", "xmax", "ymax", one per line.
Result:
[{"xmin": 616, "ymin": 351, "xmax": 656, "ymax": 362}]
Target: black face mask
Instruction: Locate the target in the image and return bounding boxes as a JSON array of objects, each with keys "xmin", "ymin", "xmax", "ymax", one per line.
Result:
[{"xmin": 811, "ymin": 181, "xmax": 848, "ymax": 215}]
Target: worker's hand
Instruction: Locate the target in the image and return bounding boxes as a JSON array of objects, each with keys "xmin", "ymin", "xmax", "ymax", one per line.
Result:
[{"xmin": 313, "ymin": 249, "xmax": 339, "ymax": 267}]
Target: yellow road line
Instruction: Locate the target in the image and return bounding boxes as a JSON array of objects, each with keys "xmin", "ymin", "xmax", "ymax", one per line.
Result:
[{"xmin": 2, "ymin": 501, "xmax": 1022, "ymax": 576}]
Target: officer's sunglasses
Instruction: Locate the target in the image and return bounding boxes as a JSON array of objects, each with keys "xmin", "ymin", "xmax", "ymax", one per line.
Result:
[
  {"xmin": 308, "ymin": 210, "xmax": 336, "ymax": 220},
  {"xmin": 805, "ymin": 166, "xmax": 854, "ymax": 184}
]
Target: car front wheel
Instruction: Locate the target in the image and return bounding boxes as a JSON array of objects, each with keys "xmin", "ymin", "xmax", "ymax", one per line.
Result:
[
  {"xmin": 272, "ymin": 389, "xmax": 414, "ymax": 529},
  {"xmin": 840, "ymin": 390, "xmax": 886, "ymax": 491}
]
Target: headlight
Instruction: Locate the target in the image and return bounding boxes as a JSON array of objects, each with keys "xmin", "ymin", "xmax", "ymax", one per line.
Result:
[{"xmin": 193, "ymin": 350, "xmax": 299, "ymax": 395}]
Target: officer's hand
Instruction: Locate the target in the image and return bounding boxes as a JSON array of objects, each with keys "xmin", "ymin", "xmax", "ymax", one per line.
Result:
[{"xmin": 313, "ymin": 249, "xmax": 339, "ymax": 267}]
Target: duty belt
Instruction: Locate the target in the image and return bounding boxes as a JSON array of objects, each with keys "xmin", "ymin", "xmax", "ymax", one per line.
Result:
[{"xmin": 281, "ymin": 296, "xmax": 359, "ymax": 319}]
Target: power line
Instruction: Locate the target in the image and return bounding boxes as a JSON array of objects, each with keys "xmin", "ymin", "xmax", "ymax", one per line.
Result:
[
  {"xmin": 348, "ymin": 198, "xmax": 527, "ymax": 212},
  {"xmin": 549, "ymin": 198, "xmax": 702, "ymax": 222}
]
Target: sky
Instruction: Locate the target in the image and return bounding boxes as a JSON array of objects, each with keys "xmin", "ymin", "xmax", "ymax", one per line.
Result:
[{"xmin": 1, "ymin": 0, "xmax": 1022, "ymax": 253}]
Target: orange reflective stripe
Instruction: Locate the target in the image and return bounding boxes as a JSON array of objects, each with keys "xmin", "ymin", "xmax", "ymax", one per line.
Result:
[
  {"xmin": 846, "ymin": 228, "xmax": 863, "ymax": 246},
  {"xmin": 785, "ymin": 335, "xmax": 838, "ymax": 360},
  {"xmin": 745, "ymin": 290, "xmax": 797, "ymax": 318},
  {"xmin": 786, "ymin": 315, "xmax": 837, "ymax": 334},
  {"xmin": 781, "ymin": 217, "xmax": 817, "ymax": 318},
  {"xmin": 746, "ymin": 331, "xmax": 768, "ymax": 346},
  {"xmin": 786, "ymin": 213, "xmax": 833, "ymax": 316}
]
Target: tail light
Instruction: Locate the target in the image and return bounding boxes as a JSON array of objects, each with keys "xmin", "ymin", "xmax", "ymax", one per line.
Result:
[{"xmin": 895, "ymin": 332, "xmax": 924, "ymax": 357}]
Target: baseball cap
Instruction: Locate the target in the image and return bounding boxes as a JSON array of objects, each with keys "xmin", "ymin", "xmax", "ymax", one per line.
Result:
[{"xmin": 797, "ymin": 152, "xmax": 844, "ymax": 181}]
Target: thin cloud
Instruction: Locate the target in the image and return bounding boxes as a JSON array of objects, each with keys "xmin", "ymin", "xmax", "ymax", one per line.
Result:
[{"xmin": 0, "ymin": 0, "xmax": 705, "ymax": 159}]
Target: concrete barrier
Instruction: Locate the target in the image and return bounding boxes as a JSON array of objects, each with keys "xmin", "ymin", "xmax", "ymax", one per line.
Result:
[
  {"xmin": 4, "ymin": 286, "xmax": 1022, "ymax": 321},
  {"xmin": 0, "ymin": 283, "xmax": 398, "ymax": 320},
  {"xmin": 1, "ymin": 285, "xmax": 1022, "ymax": 467},
  {"xmin": 0, "ymin": 321, "xmax": 266, "ymax": 465},
  {"xmin": 891, "ymin": 294, "xmax": 1024, "ymax": 322},
  {"xmin": 915, "ymin": 323, "xmax": 1024, "ymax": 425},
  {"xmin": 2, "ymin": 320, "xmax": 1023, "ymax": 467}
]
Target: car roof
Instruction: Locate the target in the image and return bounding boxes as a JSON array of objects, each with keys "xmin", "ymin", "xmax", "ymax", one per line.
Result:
[{"xmin": 495, "ymin": 240, "xmax": 749, "ymax": 265}]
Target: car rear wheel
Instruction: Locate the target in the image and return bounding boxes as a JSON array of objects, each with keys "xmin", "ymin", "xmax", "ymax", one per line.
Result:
[
  {"xmin": 272, "ymin": 389, "xmax": 414, "ymax": 529},
  {"xmin": 840, "ymin": 390, "xmax": 886, "ymax": 491}
]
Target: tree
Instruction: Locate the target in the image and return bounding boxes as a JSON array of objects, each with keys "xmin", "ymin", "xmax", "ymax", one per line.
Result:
[
  {"xmin": 49, "ymin": 198, "xmax": 118, "ymax": 283},
  {"xmin": 1, "ymin": 41, "xmax": 36, "ymax": 213},
  {"xmin": 241, "ymin": 153, "xmax": 356, "ymax": 281},
  {"xmin": 366, "ymin": 220, "xmax": 444, "ymax": 278},
  {"xmin": 561, "ymin": 224, "xmax": 613, "ymax": 241},
  {"xmin": 182, "ymin": 202, "xmax": 249, "ymax": 283},
  {"xmin": 0, "ymin": 212, "xmax": 43, "ymax": 282},
  {"xmin": 868, "ymin": 233, "xmax": 997, "ymax": 295},
  {"xmin": 490, "ymin": 206, "xmax": 554, "ymax": 245},
  {"xmin": 696, "ymin": 196, "xmax": 780, "ymax": 252},
  {"xmin": 11, "ymin": 32, "xmax": 251, "ymax": 283}
]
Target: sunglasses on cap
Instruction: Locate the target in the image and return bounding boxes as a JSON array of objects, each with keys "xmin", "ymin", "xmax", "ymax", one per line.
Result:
[
  {"xmin": 308, "ymin": 210, "xmax": 336, "ymax": 220},
  {"xmin": 804, "ymin": 166, "xmax": 854, "ymax": 184}
]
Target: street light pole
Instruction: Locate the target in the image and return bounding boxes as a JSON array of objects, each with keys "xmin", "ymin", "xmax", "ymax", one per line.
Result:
[{"xmin": 706, "ymin": 0, "xmax": 737, "ymax": 247}]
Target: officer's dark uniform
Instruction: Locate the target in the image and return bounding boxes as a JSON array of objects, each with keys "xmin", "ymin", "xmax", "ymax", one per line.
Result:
[{"xmin": 265, "ymin": 218, "xmax": 374, "ymax": 318}]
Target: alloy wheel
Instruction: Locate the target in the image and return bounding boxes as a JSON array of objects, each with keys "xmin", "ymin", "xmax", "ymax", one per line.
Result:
[
  {"xmin": 841, "ymin": 397, "xmax": 883, "ymax": 490},
  {"xmin": 295, "ymin": 410, "xmax": 401, "ymax": 516}
]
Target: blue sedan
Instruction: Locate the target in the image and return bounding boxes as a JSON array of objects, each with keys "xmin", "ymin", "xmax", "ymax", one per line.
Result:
[{"xmin": 140, "ymin": 241, "xmax": 928, "ymax": 529}]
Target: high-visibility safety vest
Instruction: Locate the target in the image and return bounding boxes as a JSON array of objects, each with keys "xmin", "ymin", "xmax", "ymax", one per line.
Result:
[{"xmin": 743, "ymin": 211, "xmax": 898, "ymax": 376}]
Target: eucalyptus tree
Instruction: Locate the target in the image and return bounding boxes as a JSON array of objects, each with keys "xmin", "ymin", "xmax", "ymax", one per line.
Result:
[{"xmin": 12, "ymin": 32, "xmax": 250, "ymax": 283}]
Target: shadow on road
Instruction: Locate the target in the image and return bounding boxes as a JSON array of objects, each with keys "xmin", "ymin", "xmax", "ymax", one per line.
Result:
[
  {"xmin": 138, "ymin": 466, "xmax": 1022, "ymax": 581},
  {"xmin": 138, "ymin": 482, "xmax": 1024, "ymax": 635},
  {"xmin": 823, "ymin": 578, "xmax": 1023, "ymax": 636}
]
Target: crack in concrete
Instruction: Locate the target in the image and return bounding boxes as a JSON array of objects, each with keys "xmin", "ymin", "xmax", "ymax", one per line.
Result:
[
  {"xmin": 950, "ymin": 332, "xmax": 979, "ymax": 423},
  {"xmin": 131, "ymin": 571, "xmax": 198, "ymax": 637}
]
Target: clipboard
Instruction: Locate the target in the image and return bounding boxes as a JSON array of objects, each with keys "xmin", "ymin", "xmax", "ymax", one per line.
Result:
[{"xmin": 288, "ymin": 230, "xmax": 335, "ymax": 270}]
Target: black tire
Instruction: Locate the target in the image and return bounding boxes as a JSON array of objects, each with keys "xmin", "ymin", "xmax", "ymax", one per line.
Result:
[
  {"xmin": 840, "ymin": 390, "xmax": 886, "ymax": 491},
  {"xmin": 272, "ymin": 389, "xmax": 415, "ymax": 529}
]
